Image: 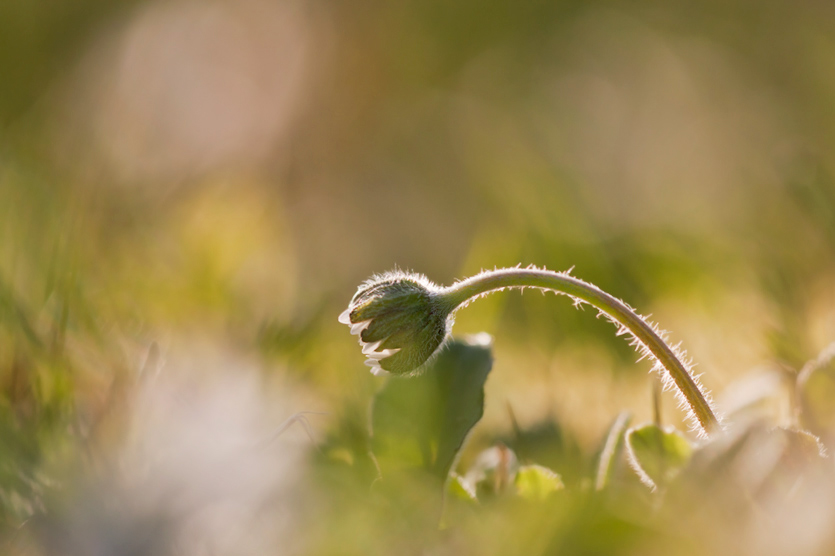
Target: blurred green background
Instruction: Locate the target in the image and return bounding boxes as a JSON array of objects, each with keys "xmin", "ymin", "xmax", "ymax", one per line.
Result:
[{"xmin": 1, "ymin": 0, "xmax": 834, "ymax": 554}]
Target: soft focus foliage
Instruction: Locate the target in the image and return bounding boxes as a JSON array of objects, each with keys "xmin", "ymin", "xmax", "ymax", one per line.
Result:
[
  {"xmin": 625, "ymin": 423, "xmax": 693, "ymax": 490},
  {"xmin": 2, "ymin": 0, "xmax": 835, "ymax": 554}
]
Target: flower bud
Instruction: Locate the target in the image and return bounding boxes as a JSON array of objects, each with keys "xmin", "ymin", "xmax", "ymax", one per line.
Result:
[{"xmin": 338, "ymin": 271, "xmax": 453, "ymax": 376}]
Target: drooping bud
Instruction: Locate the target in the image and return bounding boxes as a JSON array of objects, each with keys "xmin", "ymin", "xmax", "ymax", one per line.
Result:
[{"xmin": 338, "ymin": 271, "xmax": 454, "ymax": 376}]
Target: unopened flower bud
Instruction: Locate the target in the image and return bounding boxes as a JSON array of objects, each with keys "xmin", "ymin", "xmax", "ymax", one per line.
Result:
[
  {"xmin": 338, "ymin": 271, "xmax": 454, "ymax": 376},
  {"xmin": 340, "ymin": 266, "xmax": 720, "ymax": 436}
]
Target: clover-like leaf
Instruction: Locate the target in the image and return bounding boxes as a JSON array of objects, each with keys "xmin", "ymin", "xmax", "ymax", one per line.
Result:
[
  {"xmin": 626, "ymin": 424, "xmax": 693, "ymax": 491},
  {"xmin": 514, "ymin": 465, "xmax": 564, "ymax": 501},
  {"xmin": 370, "ymin": 334, "xmax": 494, "ymax": 481}
]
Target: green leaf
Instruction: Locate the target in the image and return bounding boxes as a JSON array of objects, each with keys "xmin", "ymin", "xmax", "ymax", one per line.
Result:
[
  {"xmin": 514, "ymin": 465, "xmax": 564, "ymax": 501},
  {"xmin": 447, "ymin": 473, "xmax": 477, "ymax": 502},
  {"xmin": 370, "ymin": 334, "xmax": 494, "ymax": 481},
  {"xmin": 594, "ymin": 411, "xmax": 631, "ymax": 491},
  {"xmin": 625, "ymin": 424, "xmax": 693, "ymax": 491},
  {"xmin": 797, "ymin": 345, "xmax": 835, "ymax": 443}
]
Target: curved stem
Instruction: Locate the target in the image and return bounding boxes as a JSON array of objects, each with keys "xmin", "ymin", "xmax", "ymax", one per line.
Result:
[{"xmin": 440, "ymin": 268, "xmax": 719, "ymax": 436}]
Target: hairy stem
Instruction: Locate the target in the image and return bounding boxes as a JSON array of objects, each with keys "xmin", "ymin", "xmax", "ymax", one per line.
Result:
[{"xmin": 440, "ymin": 268, "xmax": 719, "ymax": 436}]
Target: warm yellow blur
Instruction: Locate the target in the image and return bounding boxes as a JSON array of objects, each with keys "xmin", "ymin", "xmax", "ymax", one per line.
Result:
[{"xmin": 1, "ymin": 0, "xmax": 835, "ymax": 554}]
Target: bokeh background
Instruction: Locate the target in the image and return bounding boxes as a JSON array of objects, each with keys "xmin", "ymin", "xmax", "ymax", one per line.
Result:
[{"xmin": 2, "ymin": 0, "xmax": 835, "ymax": 554}]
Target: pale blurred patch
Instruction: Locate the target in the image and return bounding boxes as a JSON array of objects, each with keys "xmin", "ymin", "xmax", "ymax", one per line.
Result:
[
  {"xmin": 57, "ymin": 0, "xmax": 323, "ymax": 184},
  {"xmin": 452, "ymin": 9, "xmax": 786, "ymax": 239},
  {"xmin": 649, "ymin": 283, "xmax": 775, "ymax": 392},
  {"xmin": 43, "ymin": 337, "xmax": 319, "ymax": 556}
]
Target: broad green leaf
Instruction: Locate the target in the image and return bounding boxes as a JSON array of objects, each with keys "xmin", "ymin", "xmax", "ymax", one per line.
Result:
[
  {"xmin": 514, "ymin": 465, "xmax": 564, "ymax": 501},
  {"xmin": 626, "ymin": 424, "xmax": 693, "ymax": 491},
  {"xmin": 371, "ymin": 334, "xmax": 494, "ymax": 481}
]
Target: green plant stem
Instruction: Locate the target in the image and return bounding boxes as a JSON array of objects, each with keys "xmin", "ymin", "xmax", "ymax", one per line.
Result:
[{"xmin": 440, "ymin": 268, "xmax": 719, "ymax": 435}]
